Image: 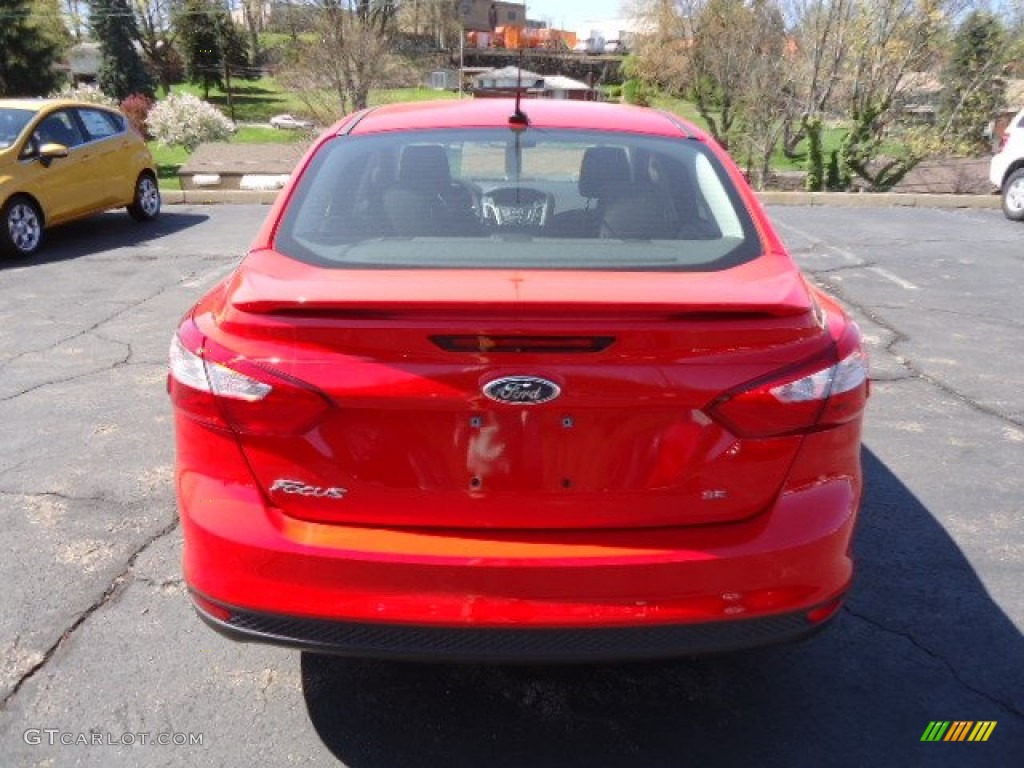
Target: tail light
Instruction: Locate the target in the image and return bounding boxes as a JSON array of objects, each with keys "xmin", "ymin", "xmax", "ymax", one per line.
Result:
[
  {"xmin": 168, "ymin": 318, "xmax": 331, "ymax": 435},
  {"xmin": 999, "ymin": 131, "xmax": 1009, "ymax": 152},
  {"xmin": 709, "ymin": 333, "xmax": 868, "ymax": 438}
]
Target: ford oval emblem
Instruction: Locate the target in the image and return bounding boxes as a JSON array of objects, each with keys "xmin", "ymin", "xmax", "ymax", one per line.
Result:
[{"xmin": 483, "ymin": 376, "xmax": 561, "ymax": 405}]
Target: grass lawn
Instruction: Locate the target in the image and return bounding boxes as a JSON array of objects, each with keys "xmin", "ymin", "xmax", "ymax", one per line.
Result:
[
  {"xmin": 649, "ymin": 93, "xmax": 710, "ymax": 128},
  {"xmin": 149, "ymin": 143, "xmax": 190, "ymax": 191},
  {"xmin": 369, "ymin": 87, "xmax": 461, "ymax": 105},
  {"xmin": 171, "ymin": 79, "xmax": 459, "ymax": 123},
  {"xmin": 171, "ymin": 77, "xmax": 306, "ymax": 124}
]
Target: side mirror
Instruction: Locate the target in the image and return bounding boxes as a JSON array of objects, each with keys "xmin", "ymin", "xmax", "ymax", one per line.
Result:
[{"xmin": 38, "ymin": 142, "xmax": 69, "ymax": 167}]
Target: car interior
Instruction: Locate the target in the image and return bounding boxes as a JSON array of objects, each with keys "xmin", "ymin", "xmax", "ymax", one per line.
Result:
[
  {"xmin": 279, "ymin": 129, "xmax": 756, "ymax": 269},
  {"xmin": 37, "ymin": 114, "xmax": 81, "ymax": 147}
]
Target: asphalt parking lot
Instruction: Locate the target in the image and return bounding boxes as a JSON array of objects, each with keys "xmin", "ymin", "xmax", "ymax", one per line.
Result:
[{"xmin": 0, "ymin": 203, "xmax": 1021, "ymax": 767}]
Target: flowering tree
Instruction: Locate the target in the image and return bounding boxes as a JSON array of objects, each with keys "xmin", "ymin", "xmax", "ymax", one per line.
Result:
[
  {"xmin": 146, "ymin": 92, "xmax": 234, "ymax": 152},
  {"xmin": 50, "ymin": 83, "xmax": 119, "ymax": 106}
]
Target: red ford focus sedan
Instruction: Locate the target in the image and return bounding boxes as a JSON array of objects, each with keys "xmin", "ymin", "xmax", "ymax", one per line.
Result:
[{"xmin": 169, "ymin": 99, "xmax": 868, "ymax": 661}]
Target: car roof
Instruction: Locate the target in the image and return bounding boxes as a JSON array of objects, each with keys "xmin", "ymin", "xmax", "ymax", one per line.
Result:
[
  {"xmin": 0, "ymin": 98, "xmax": 118, "ymax": 113},
  {"xmin": 339, "ymin": 99, "xmax": 707, "ymax": 141}
]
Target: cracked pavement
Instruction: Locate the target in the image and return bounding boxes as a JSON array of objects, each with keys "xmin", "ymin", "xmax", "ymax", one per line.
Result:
[{"xmin": 0, "ymin": 204, "xmax": 1021, "ymax": 766}]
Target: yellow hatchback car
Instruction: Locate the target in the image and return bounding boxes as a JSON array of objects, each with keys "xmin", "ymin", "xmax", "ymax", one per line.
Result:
[{"xmin": 0, "ymin": 98, "xmax": 160, "ymax": 258}]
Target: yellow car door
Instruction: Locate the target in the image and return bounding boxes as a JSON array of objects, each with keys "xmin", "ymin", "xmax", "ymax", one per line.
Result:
[
  {"xmin": 19, "ymin": 109, "xmax": 97, "ymax": 223},
  {"xmin": 74, "ymin": 107, "xmax": 136, "ymax": 207}
]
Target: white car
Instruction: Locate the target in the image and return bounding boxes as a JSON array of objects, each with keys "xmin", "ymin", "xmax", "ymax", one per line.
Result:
[
  {"xmin": 989, "ymin": 107, "xmax": 1024, "ymax": 221},
  {"xmin": 269, "ymin": 114, "xmax": 314, "ymax": 131}
]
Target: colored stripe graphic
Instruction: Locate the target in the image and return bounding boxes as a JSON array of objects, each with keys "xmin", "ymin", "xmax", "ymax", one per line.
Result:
[
  {"xmin": 921, "ymin": 722, "xmax": 950, "ymax": 741},
  {"xmin": 922, "ymin": 721, "xmax": 997, "ymax": 742},
  {"xmin": 944, "ymin": 721, "xmax": 972, "ymax": 741},
  {"xmin": 968, "ymin": 722, "xmax": 997, "ymax": 742}
]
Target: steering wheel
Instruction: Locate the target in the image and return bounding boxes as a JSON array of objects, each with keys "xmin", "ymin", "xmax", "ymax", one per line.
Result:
[{"xmin": 481, "ymin": 187, "xmax": 554, "ymax": 229}]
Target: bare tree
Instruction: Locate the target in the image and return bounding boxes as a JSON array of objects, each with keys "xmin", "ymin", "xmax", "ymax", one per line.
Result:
[
  {"xmin": 781, "ymin": 0, "xmax": 853, "ymax": 156},
  {"xmin": 835, "ymin": 0, "xmax": 952, "ymax": 189},
  {"xmin": 64, "ymin": 0, "xmax": 87, "ymax": 40},
  {"xmin": 625, "ymin": 0, "xmax": 994, "ymax": 190},
  {"xmin": 399, "ymin": 0, "xmax": 459, "ymax": 48},
  {"xmin": 733, "ymin": 0, "xmax": 793, "ymax": 188},
  {"xmin": 132, "ymin": 0, "xmax": 178, "ymax": 94},
  {"xmin": 624, "ymin": 0, "xmax": 693, "ymax": 96},
  {"xmin": 687, "ymin": 0, "xmax": 778, "ymax": 148},
  {"xmin": 628, "ymin": 0, "xmax": 791, "ymax": 186},
  {"xmin": 280, "ymin": 1, "xmax": 407, "ymax": 117},
  {"xmin": 239, "ymin": 0, "xmax": 266, "ymax": 64}
]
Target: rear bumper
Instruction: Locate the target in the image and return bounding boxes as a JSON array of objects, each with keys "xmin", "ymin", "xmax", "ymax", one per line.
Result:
[
  {"xmin": 181, "ymin": 467, "xmax": 858, "ymax": 659},
  {"xmin": 194, "ymin": 599, "xmax": 834, "ymax": 663}
]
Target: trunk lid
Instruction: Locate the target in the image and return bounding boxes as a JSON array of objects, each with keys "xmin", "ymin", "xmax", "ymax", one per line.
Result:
[{"xmin": 202, "ymin": 251, "xmax": 830, "ymax": 529}]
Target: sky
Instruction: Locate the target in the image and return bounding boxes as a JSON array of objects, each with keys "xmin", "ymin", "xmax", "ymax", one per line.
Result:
[{"xmin": 524, "ymin": 1, "xmax": 628, "ymax": 32}]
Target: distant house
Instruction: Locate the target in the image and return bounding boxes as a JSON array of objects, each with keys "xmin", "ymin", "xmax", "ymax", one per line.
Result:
[
  {"xmin": 472, "ymin": 67, "xmax": 596, "ymax": 101},
  {"xmin": 67, "ymin": 42, "xmax": 101, "ymax": 84},
  {"xmin": 895, "ymin": 72, "xmax": 944, "ymax": 122},
  {"xmin": 896, "ymin": 72, "xmax": 1024, "ymax": 124},
  {"xmin": 538, "ymin": 75, "xmax": 599, "ymax": 101}
]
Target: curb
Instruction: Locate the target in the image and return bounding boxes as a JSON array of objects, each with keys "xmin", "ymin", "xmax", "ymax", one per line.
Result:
[
  {"xmin": 161, "ymin": 189, "xmax": 1004, "ymax": 210},
  {"xmin": 756, "ymin": 191, "xmax": 1002, "ymax": 209},
  {"xmin": 162, "ymin": 189, "xmax": 282, "ymax": 205}
]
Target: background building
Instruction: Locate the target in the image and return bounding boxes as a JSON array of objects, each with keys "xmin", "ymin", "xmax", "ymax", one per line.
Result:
[{"xmin": 460, "ymin": 1, "xmax": 527, "ymax": 32}]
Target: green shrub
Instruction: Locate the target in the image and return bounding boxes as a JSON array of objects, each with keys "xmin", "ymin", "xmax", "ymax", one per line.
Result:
[{"xmin": 622, "ymin": 79, "xmax": 651, "ymax": 107}]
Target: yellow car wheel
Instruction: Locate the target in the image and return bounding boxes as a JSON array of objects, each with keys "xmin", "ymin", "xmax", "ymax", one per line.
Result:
[
  {"xmin": 127, "ymin": 173, "xmax": 161, "ymax": 222},
  {"xmin": 1, "ymin": 195, "xmax": 43, "ymax": 258}
]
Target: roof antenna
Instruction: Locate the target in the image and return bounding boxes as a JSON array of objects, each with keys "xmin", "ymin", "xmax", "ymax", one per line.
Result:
[{"xmin": 509, "ymin": 48, "xmax": 529, "ymax": 130}]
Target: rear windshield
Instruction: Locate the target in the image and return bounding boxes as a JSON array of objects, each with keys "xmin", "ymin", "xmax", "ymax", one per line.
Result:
[{"xmin": 275, "ymin": 128, "xmax": 762, "ymax": 271}]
